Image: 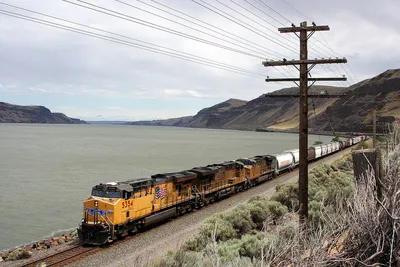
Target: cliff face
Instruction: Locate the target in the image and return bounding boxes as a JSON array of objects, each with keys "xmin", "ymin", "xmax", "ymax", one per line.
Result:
[
  {"xmin": 127, "ymin": 98, "xmax": 247, "ymax": 127},
  {"xmin": 0, "ymin": 102, "xmax": 86, "ymax": 124},
  {"xmin": 311, "ymin": 69, "xmax": 400, "ymax": 133}
]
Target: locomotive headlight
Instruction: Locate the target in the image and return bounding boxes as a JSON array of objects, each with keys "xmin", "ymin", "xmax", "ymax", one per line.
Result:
[{"xmin": 95, "ymin": 201, "xmax": 98, "ymax": 207}]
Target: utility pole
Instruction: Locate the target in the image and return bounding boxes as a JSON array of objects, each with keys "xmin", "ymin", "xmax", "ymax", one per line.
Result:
[{"xmin": 262, "ymin": 22, "xmax": 347, "ymax": 224}]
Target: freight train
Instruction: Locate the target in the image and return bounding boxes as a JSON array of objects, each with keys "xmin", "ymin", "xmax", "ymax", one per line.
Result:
[{"xmin": 78, "ymin": 136, "xmax": 367, "ymax": 245}]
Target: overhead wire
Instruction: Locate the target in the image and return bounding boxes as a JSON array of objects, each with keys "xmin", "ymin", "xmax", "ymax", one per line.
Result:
[
  {"xmin": 228, "ymin": 0, "xmax": 301, "ymax": 49},
  {"xmin": 279, "ymin": 0, "xmax": 359, "ymax": 84},
  {"xmin": 239, "ymin": 0, "xmax": 339, "ymax": 80},
  {"xmin": 0, "ymin": 8, "xmax": 265, "ymax": 79},
  {"xmin": 250, "ymin": 0, "xmax": 336, "ymax": 60},
  {"xmin": 130, "ymin": 0, "xmax": 277, "ymax": 59},
  {"xmin": 114, "ymin": 0, "xmax": 282, "ymax": 59},
  {"xmin": 253, "ymin": 0, "xmax": 291, "ymax": 26},
  {"xmin": 189, "ymin": 0, "xmax": 297, "ymax": 57},
  {"xmin": 61, "ymin": 0, "xmax": 266, "ymax": 60},
  {"xmin": 63, "ymin": 0, "xmax": 305, "ymax": 81}
]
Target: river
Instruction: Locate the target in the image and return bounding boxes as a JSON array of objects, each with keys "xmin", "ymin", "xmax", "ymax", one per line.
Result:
[{"xmin": 0, "ymin": 124, "xmax": 332, "ymax": 250}]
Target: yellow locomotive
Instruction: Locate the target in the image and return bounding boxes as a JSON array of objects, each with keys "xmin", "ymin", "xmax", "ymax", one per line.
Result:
[{"xmin": 78, "ymin": 158, "xmax": 274, "ymax": 245}]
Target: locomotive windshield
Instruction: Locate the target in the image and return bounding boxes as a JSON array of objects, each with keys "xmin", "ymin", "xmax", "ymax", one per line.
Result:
[{"xmin": 91, "ymin": 189, "xmax": 121, "ymax": 198}]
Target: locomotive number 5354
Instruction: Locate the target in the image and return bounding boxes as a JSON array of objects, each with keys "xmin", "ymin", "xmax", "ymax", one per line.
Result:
[{"xmin": 122, "ymin": 200, "xmax": 133, "ymax": 209}]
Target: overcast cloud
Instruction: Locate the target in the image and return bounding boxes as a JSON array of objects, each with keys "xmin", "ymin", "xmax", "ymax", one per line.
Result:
[{"xmin": 0, "ymin": 0, "xmax": 399, "ymax": 121}]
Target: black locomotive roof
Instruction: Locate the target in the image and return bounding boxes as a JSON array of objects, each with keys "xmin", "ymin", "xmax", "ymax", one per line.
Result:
[
  {"xmin": 94, "ymin": 182, "xmax": 132, "ymax": 191},
  {"xmin": 211, "ymin": 161, "xmax": 243, "ymax": 169},
  {"xmin": 236, "ymin": 158, "xmax": 257, "ymax": 165},
  {"xmin": 151, "ymin": 171, "xmax": 197, "ymax": 183},
  {"xmin": 191, "ymin": 166, "xmax": 219, "ymax": 176}
]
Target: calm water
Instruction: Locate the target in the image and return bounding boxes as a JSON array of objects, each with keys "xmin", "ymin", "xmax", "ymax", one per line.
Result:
[{"xmin": 0, "ymin": 124, "xmax": 332, "ymax": 250}]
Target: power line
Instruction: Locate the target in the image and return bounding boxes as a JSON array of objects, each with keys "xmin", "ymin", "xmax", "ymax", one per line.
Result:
[
  {"xmin": 240, "ymin": 0, "xmax": 340, "ymax": 72},
  {"xmin": 253, "ymin": 0, "xmax": 292, "ymax": 26},
  {"xmin": 279, "ymin": 0, "xmax": 359, "ymax": 83},
  {"xmin": 114, "ymin": 0, "xmax": 282, "ymax": 59},
  {"xmin": 61, "ymin": 0, "xmax": 266, "ymax": 60},
  {"xmin": 228, "ymin": 0, "xmax": 301, "ymax": 49},
  {"xmin": 229, "ymin": 0, "xmax": 335, "ymax": 79},
  {"xmin": 130, "ymin": 0, "xmax": 277, "ymax": 58},
  {"xmin": 243, "ymin": 0, "xmax": 285, "ymax": 27},
  {"xmin": 143, "ymin": 0, "xmax": 295, "ymax": 82},
  {"xmin": 0, "ymin": 2, "xmax": 264, "ymax": 76},
  {"xmin": 189, "ymin": 0, "xmax": 297, "ymax": 57},
  {"xmin": 0, "ymin": 8, "xmax": 265, "ymax": 79}
]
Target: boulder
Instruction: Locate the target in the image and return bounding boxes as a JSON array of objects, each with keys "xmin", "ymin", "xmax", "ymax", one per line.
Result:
[
  {"xmin": 5, "ymin": 248, "xmax": 32, "ymax": 261},
  {"xmin": 64, "ymin": 234, "xmax": 71, "ymax": 241},
  {"xmin": 44, "ymin": 240, "xmax": 52, "ymax": 249}
]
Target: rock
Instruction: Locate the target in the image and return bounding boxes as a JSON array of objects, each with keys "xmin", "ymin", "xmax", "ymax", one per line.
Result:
[
  {"xmin": 58, "ymin": 239, "xmax": 65, "ymax": 244},
  {"xmin": 64, "ymin": 235, "xmax": 71, "ymax": 242},
  {"xmin": 37, "ymin": 263, "xmax": 47, "ymax": 267},
  {"xmin": 0, "ymin": 251, "xmax": 8, "ymax": 259},
  {"xmin": 44, "ymin": 240, "xmax": 51, "ymax": 249},
  {"xmin": 0, "ymin": 257, "xmax": 4, "ymax": 262},
  {"xmin": 32, "ymin": 242, "xmax": 41, "ymax": 249},
  {"xmin": 5, "ymin": 248, "xmax": 32, "ymax": 261}
]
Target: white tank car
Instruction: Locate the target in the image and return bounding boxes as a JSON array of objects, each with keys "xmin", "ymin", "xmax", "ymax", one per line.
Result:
[
  {"xmin": 271, "ymin": 152, "xmax": 295, "ymax": 176},
  {"xmin": 285, "ymin": 149, "xmax": 299, "ymax": 166}
]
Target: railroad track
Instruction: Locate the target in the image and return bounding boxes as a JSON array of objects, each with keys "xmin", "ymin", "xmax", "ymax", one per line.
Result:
[{"xmin": 21, "ymin": 244, "xmax": 100, "ymax": 267}]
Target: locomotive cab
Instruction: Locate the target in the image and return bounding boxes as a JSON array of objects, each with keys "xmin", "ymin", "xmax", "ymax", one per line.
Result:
[{"xmin": 78, "ymin": 182, "xmax": 132, "ymax": 245}]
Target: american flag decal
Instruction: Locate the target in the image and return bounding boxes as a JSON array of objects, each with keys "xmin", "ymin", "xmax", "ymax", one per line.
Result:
[{"xmin": 154, "ymin": 186, "xmax": 167, "ymax": 199}]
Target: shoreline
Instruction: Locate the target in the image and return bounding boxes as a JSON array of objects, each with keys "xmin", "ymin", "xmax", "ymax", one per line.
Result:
[{"xmin": 0, "ymin": 230, "xmax": 79, "ymax": 263}]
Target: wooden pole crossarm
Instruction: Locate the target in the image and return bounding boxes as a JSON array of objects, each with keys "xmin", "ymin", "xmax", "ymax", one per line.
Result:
[
  {"xmin": 278, "ymin": 25, "xmax": 330, "ymax": 33},
  {"xmin": 262, "ymin": 58, "xmax": 347, "ymax": 67},
  {"xmin": 265, "ymin": 77, "xmax": 347, "ymax": 82}
]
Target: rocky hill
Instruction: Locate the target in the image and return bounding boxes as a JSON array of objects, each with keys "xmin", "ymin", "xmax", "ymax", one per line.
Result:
[
  {"xmin": 127, "ymin": 98, "xmax": 247, "ymax": 127},
  {"xmin": 311, "ymin": 69, "xmax": 400, "ymax": 133},
  {"xmin": 0, "ymin": 102, "xmax": 86, "ymax": 124},
  {"xmin": 127, "ymin": 69, "xmax": 400, "ymax": 133}
]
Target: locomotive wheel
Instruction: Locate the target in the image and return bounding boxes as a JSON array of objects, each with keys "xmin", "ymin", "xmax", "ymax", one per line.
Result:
[{"xmin": 187, "ymin": 204, "xmax": 193, "ymax": 213}]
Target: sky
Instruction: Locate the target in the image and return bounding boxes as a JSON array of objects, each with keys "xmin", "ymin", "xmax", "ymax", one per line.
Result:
[{"xmin": 0, "ymin": 0, "xmax": 399, "ymax": 121}]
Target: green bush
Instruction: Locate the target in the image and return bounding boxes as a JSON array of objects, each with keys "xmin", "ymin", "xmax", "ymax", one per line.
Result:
[
  {"xmin": 217, "ymin": 239, "xmax": 241, "ymax": 260},
  {"xmin": 184, "ymin": 215, "xmax": 236, "ymax": 251},
  {"xmin": 271, "ymin": 182, "xmax": 299, "ymax": 211},
  {"xmin": 248, "ymin": 201, "xmax": 271, "ymax": 229},
  {"xmin": 238, "ymin": 233, "xmax": 263, "ymax": 258},
  {"xmin": 221, "ymin": 205, "xmax": 255, "ymax": 235}
]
